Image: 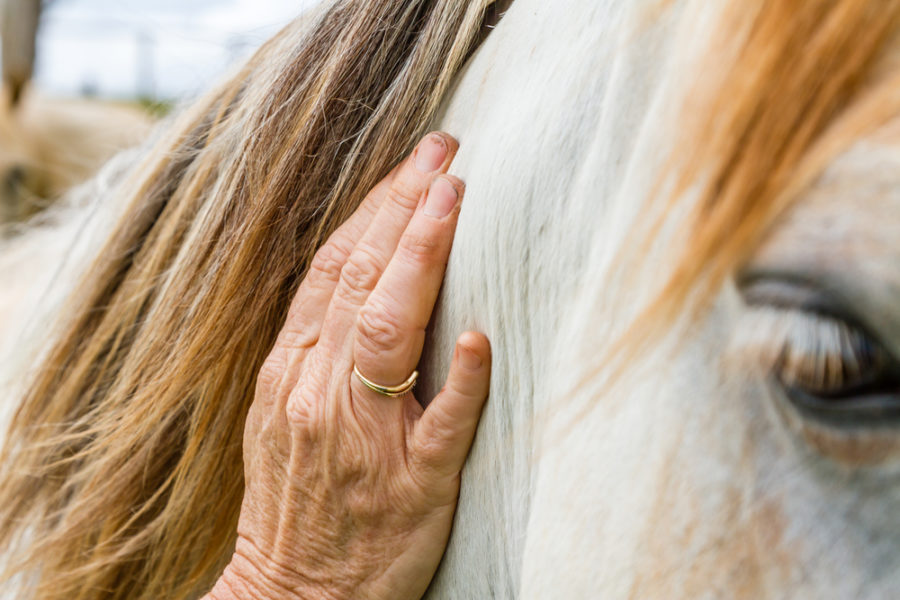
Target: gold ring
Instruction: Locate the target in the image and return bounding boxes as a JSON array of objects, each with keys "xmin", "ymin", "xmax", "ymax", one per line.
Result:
[{"xmin": 353, "ymin": 364, "xmax": 418, "ymax": 397}]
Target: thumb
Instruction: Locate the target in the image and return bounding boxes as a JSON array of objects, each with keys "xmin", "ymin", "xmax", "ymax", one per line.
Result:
[{"xmin": 412, "ymin": 332, "xmax": 491, "ymax": 476}]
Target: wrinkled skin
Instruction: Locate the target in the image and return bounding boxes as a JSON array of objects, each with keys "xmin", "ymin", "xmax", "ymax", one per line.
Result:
[{"xmin": 204, "ymin": 133, "xmax": 492, "ymax": 600}]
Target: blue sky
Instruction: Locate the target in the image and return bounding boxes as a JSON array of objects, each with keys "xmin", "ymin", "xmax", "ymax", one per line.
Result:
[{"xmin": 35, "ymin": 0, "xmax": 319, "ymax": 100}]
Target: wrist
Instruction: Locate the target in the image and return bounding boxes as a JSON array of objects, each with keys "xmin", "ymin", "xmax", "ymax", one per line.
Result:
[
  {"xmin": 205, "ymin": 564, "xmax": 258, "ymax": 600},
  {"xmin": 207, "ymin": 537, "xmax": 342, "ymax": 600},
  {"xmin": 207, "ymin": 559, "xmax": 308, "ymax": 600}
]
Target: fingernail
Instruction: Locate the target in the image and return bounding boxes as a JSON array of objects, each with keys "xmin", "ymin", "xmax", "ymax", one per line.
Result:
[
  {"xmin": 458, "ymin": 344, "xmax": 483, "ymax": 370},
  {"xmin": 424, "ymin": 177, "xmax": 459, "ymax": 219},
  {"xmin": 415, "ymin": 134, "xmax": 448, "ymax": 172}
]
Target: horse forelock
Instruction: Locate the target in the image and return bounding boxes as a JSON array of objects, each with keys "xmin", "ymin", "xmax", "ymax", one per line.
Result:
[{"xmin": 570, "ymin": 0, "xmax": 900, "ymax": 408}]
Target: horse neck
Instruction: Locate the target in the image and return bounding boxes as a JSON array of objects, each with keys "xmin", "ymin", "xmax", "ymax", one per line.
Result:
[{"xmin": 419, "ymin": 0, "xmax": 684, "ymax": 596}]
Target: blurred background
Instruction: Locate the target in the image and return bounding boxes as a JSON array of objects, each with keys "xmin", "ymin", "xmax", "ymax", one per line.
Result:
[
  {"xmin": 37, "ymin": 0, "xmax": 315, "ymax": 104},
  {"xmin": 0, "ymin": 0, "xmax": 317, "ymax": 225}
]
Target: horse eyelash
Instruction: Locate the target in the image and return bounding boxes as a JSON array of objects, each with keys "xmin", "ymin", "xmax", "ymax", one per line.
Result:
[{"xmin": 729, "ymin": 306, "xmax": 890, "ymax": 394}]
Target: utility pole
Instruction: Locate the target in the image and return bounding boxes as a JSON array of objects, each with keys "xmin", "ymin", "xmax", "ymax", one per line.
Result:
[{"xmin": 136, "ymin": 27, "xmax": 155, "ymax": 99}]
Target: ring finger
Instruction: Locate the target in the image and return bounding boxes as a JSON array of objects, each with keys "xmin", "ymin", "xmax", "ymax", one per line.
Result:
[{"xmin": 352, "ymin": 175, "xmax": 464, "ymax": 391}]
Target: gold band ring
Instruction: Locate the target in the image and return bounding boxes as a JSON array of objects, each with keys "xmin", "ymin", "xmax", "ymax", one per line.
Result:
[{"xmin": 353, "ymin": 364, "xmax": 419, "ymax": 397}]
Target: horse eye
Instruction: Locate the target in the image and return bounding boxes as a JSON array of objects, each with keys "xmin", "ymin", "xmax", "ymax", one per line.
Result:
[{"xmin": 740, "ymin": 277, "xmax": 900, "ymax": 422}]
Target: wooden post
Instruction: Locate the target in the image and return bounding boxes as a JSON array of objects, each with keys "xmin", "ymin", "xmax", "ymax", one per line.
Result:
[{"xmin": 1, "ymin": 0, "xmax": 42, "ymax": 107}]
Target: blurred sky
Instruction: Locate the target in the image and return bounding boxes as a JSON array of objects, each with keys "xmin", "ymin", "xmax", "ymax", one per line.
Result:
[{"xmin": 35, "ymin": 0, "xmax": 319, "ymax": 100}]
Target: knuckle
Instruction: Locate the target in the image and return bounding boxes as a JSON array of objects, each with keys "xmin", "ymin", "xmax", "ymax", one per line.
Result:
[
  {"xmin": 275, "ymin": 327, "xmax": 315, "ymax": 355},
  {"xmin": 413, "ymin": 434, "xmax": 445, "ymax": 469},
  {"xmin": 426, "ymin": 396, "xmax": 458, "ymax": 438},
  {"xmin": 410, "ymin": 430, "xmax": 459, "ymax": 484},
  {"xmin": 399, "ymin": 230, "xmax": 442, "ymax": 265},
  {"xmin": 336, "ymin": 440, "xmax": 370, "ymax": 484},
  {"xmin": 356, "ymin": 302, "xmax": 405, "ymax": 355},
  {"xmin": 387, "ymin": 179, "xmax": 424, "ymax": 210},
  {"xmin": 285, "ymin": 381, "xmax": 324, "ymax": 436},
  {"xmin": 346, "ymin": 484, "xmax": 385, "ymax": 521},
  {"xmin": 256, "ymin": 354, "xmax": 287, "ymax": 398},
  {"xmin": 308, "ymin": 241, "xmax": 350, "ymax": 283},
  {"xmin": 446, "ymin": 373, "xmax": 478, "ymax": 400},
  {"xmin": 339, "ymin": 246, "xmax": 382, "ymax": 295}
]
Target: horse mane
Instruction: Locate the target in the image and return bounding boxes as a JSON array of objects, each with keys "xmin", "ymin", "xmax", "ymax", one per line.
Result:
[
  {"xmin": 656, "ymin": 0, "xmax": 900, "ymax": 317},
  {"xmin": 2, "ymin": 0, "xmax": 900, "ymax": 598}
]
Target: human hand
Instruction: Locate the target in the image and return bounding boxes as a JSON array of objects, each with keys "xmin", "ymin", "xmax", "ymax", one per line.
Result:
[{"xmin": 205, "ymin": 133, "xmax": 491, "ymax": 600}]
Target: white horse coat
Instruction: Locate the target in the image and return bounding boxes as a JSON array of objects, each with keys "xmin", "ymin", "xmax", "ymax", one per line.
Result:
[{"xmin": 4, "ymin": 0, "xmax": 900, "ymax": 598}]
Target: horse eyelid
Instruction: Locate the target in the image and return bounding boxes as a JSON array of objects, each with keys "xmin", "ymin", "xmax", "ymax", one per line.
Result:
[{"xmin": 738, "ymin": 270, "xmax": 891, "ymax": 359}]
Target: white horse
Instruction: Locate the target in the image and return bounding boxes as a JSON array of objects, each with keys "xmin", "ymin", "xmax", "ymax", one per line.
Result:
[
  {"xmin": 3, "ymin": 0, "xmax": 900, "ymax": 597},
  {"xmin": 420, "ymin": 1, "xmax": 900, "ymax": 597}
]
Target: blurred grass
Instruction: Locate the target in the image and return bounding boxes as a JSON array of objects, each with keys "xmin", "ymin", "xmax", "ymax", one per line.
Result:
[{"xmin": 135, "ymin": 96, "xmax": 174, "ymax": 117}]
